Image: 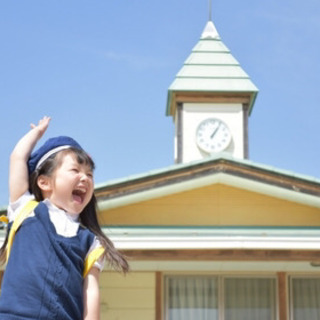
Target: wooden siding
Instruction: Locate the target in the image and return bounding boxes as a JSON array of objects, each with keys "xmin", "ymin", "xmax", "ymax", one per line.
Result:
[
  {"xmin": 100, "ymin": 271, "xmax": 156, "ymax": 320},
  {"xmin": 99, "ymin": 184, "xmax": 320, "ymax": 226}
]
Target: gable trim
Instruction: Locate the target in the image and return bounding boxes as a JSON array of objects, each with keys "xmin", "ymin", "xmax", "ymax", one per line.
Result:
[{"xmin": 97, "ymin": 171, "xmax": 320, "ymax": 211}]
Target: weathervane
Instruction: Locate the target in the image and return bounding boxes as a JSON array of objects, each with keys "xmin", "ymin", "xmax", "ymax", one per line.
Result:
[{"xmin": 208, "ymin": 0, "xmax": 212, "ymax": 21}]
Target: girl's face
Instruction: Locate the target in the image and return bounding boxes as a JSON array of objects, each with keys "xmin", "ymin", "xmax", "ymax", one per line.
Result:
[{"xmin": 39, "ymin": 152, "xmax": 94, "ymax": 214}]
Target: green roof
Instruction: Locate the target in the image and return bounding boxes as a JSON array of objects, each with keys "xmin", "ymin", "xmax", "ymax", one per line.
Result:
[
  {"xmin": 95, "ymin": 153, "xmax": 320, "ymax": 190},
  {"xmin": 95, "ymin": 154, "xmax": 320, "ymax": 211},
  {"xmin": 166, "ymin": 21, "xmax": 258, "ymax": 115}
]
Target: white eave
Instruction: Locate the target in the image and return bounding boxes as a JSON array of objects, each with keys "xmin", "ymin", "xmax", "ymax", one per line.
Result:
[{"xmin": 105, "ymin": 226, "xmax": 320, "ymax": 251}]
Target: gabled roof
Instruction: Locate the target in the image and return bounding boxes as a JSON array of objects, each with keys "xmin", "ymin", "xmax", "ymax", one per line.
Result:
[
  {"xmin": 166, "ymin": 21, "xmax": 258, "ymax": 116},
  {"xmin": 95, "ymin": 154, "xmax": 320, "ymax": 211}
]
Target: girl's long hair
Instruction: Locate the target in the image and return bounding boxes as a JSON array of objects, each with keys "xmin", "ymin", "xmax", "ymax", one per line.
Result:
[{"xmin": 0, "ymin": 148, "xmax": 129, "ymax": 273}]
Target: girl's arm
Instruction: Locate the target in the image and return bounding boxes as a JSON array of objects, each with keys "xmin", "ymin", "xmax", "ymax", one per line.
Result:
[
  {"xmin": 83, "ymin": 267, "xmax": 101, "ymax": 320},
  {"xmin": 9, "ymin": 116, "xmax": 51, "ymax": 203}
]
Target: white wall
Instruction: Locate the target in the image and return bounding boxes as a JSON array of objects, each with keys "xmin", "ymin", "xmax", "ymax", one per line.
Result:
[{"xmin": 174, "ymin": 103, "xmax": 244, "ymax": 163}]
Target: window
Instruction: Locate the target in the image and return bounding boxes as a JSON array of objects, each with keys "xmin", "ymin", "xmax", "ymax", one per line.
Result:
[
  {"xmin": 165, "ymin": 275, "xmax": 277, "ymax": 320},
  {"xmin": 166, "ymin": 276, "xmax": 219, "ymax": 320},
  {"xmin": 224, "ymin": 277, "xmax": 276, "ymax": 320},
  {"xmin": 290, "ymin": 277, "xmax": 320, "ymax": 320}
]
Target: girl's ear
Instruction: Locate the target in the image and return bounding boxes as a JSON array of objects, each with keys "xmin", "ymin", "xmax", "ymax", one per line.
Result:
[{"xmin": 37, "ymin": 175, "xmax": 52, "ymax": 192}]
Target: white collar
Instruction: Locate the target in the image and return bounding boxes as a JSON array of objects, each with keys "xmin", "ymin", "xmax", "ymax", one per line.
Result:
[{"xmin": 43, "ymin": 199, "xmax": 79, "ymax": 222}]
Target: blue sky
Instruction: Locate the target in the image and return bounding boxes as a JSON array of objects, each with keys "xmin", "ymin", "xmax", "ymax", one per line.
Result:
[{"xmin": 1, "ymin": 1, "xmax": 319, "ymax": 206}]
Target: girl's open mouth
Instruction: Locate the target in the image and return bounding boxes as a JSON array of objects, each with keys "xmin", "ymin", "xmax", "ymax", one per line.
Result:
[{"xmin": 72, "ymin": 189, "xmax": 86, "ymax": 204}]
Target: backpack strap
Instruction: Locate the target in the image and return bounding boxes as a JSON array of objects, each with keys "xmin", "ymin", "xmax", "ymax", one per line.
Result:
[
  {"xmin": 6, "ymin": 200, "xmax": 39, "ymax": 262},
  {"xmin": 83, "ymin": 246, "xmax": 105, "ymax": 278}
]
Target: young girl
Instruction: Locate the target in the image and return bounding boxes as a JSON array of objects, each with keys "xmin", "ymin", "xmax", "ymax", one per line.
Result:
[{"xmin": 0, "ymin": 116, "xmax": 129, "ymax": 319}]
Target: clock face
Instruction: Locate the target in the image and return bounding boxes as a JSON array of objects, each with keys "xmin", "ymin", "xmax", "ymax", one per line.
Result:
[{"xmin": 196, "ymin": 118, "xmax": 232, "ymax": 153}]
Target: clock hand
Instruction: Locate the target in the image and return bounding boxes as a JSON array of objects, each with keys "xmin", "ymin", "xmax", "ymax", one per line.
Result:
[{"xmin": 210, "ymin": 124, "xmax": 220, "ymax": 139}]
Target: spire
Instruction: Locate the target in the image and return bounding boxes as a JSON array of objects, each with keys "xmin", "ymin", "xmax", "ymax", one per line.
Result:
[
  {"xmin": 201, "ymin": 20, "xmax": 220, "ymax": 39},
  {"xmin": 202, "ymin": 0, "xmax": 219, "ymax": 39},
  {"xmin": 166, "ymin": 7, "xmax": 258, "ymax": 117}
]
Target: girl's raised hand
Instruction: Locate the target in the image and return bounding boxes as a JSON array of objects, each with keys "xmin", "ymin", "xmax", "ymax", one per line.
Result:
[
  {"xmin": 9, "ymin": 116, "xmax": 51, "ymax": 202},
  {"xmin": 30, "ymin": 116, "xmax": 51, "ymax": 138}
]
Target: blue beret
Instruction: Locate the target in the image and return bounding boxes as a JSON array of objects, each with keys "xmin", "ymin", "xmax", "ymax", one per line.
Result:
[{"xmin": 28, "ymin": 136, "xmax": 83, "ymax": 175}]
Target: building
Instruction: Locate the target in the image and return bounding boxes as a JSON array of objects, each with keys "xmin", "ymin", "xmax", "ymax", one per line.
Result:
[
  {"xmin": 1, "ymin": 16, "xmax": 320, "ymax": 320},
  {"xmin": 94, "ymin": 19, "xmax": 320, "ymax": 320}
]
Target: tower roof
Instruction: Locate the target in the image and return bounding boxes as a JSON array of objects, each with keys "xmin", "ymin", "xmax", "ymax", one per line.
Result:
[{"xmin": 166, "ymin": 21, "xmax": 258, "ymax": 116}]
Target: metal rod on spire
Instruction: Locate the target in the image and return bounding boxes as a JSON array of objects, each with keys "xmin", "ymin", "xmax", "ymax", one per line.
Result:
[{"xmin": 208, "ymin": 0, "xmax": 212, "ymax": 21}]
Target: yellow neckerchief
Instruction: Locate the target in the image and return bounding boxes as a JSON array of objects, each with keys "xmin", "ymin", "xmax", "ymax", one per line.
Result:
[{"xmin": 2, "ymin": 200, "xmax": 104, "ymax": 278}]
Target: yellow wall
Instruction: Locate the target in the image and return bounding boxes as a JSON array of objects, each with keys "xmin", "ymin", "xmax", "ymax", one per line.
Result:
[
  {"xmin": 100, "ymin": 184, "xmax": 320, "ymax": 226},
  {"xmin": 100, "ymin": 271, "xmax": 155, "ymax": 320}
]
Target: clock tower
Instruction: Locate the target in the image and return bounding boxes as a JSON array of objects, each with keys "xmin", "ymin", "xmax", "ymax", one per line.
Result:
[{"xmin": 166, "ymin": 20, "xmax": 258, "ymax": 163}]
